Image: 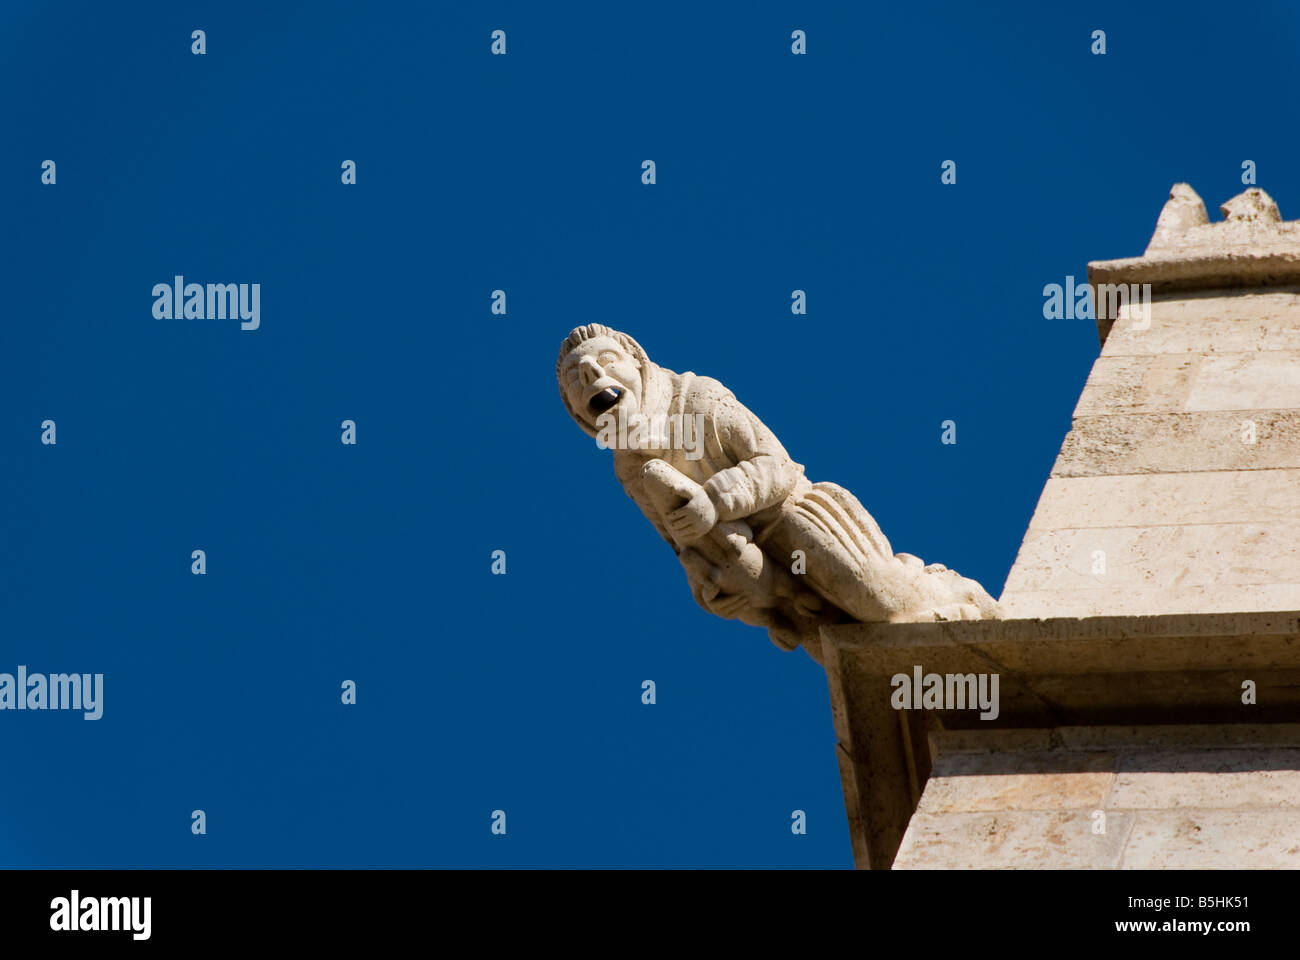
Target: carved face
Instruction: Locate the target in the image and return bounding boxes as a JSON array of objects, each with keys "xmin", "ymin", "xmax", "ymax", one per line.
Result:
[{"xmin": 559, "ymin": 335, "xmax": 644, "ymax": 432}]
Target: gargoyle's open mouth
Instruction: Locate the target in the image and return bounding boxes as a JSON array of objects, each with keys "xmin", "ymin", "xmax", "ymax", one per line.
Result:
[{"xmin": 588, "ymin": 387, "xmax": 622, "ymax": 416}]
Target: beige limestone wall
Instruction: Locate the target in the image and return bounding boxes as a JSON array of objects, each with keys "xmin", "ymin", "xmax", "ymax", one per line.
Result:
[
  {"xmin": 1000, "ymin": 287, "xmax": 1300, "ymax": 619},
  {"xmin": 882, "ymin": 190, "xmax": 1300, "ymax": 871},
  {"xmin": 893, "ymin": 725, "xmax": 1300, "ymax": 869}
]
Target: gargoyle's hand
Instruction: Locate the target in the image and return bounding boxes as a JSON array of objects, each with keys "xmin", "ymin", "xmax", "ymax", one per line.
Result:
[{"xmin": 665, "ymin": 488, "xmax": 717, "ymax": 543}]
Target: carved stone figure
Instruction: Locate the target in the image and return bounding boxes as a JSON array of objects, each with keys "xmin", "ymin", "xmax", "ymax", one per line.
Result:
[{"xmin": 557, "ymin": 325, "xmax": 1000, "ymax": 662}]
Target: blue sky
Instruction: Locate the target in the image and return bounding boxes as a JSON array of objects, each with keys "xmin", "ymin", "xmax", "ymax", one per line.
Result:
[{"xmin": 3, "ymin": 0, "xmax": 1299, "ymax": 867}]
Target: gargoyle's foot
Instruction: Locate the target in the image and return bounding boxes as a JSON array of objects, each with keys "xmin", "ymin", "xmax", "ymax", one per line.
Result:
[
  {"xmin": 910, "ymin": 566, "xmax": 1002, "ymax": 622},
  {"xmin": 867, "ymin": 553, "xmax": 1001, "ymax": 623}
]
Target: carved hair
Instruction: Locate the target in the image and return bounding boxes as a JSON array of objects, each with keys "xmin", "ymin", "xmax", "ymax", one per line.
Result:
[{"xmin": 555, "ymin": 324, "xmax": 652, "ymax": 435}]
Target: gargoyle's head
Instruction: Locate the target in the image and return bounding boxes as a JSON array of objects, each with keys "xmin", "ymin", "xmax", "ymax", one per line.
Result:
[{"xmin": 556, "ymin": 324, "xmax": 650, "ymax": 438}]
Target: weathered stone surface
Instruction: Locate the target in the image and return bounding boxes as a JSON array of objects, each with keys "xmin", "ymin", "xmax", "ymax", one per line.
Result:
[
  {"xmin": 1024, "ymin": 472, "xmax": 1300, "ymax": 531},
  {"xmin": 1187, "ymin": 352, "xmax": 1300, "ymax": 411},
  {"xmin": 936, "ymin": 723, "xmax": 1300, "ymax": 753},
  {"xmin": 557, "ymin": 324, "xmax": 1000, "ymax": 662},
  {"xmin": 1221, "ymin": 188, "xmax": 1282, "ymax": 225},
  {"xmin": 1051, "ymin": 410, "xmax": 1300, "ymax": 477},
  {"xmin": 823, "ymin": 613, "xmax": 1300, "ymax": 867},
  {"xmin": 1001, "ymin": 583, "xmax": 1300, "ymax": 620},
  {"xmin": 1001, "ymin": 521, "xmax": 1300, "ymax": 614},
  {"xmin": 893, "ymin": 810, "xmax": 1133, "ymax": 869},
  {"xmin": 1072, "ymin": 354, "xmax": 1198, "ymax": 416},
  {"xmin": 1121, "ymin": 811, "xmax": 1300, "ymax": 869},
  {"xmin": 1146, "ymin": 182, "xmax": 1209, "ymax": 252},
  {"xmin": 917, "ymin": 751, "xmax": 1115, "ymax": 813},
  {"xmin": 1004, "ymin": 189, "xmax": 1300, "ymax": 626},
  {"xmin": 860, "ymin": 186, "xmax": 1300, "ymax": 869},
  {"xmin": 891, "ymin": 725, "xmax": 1300, "ymax": 869},
  {"xmin": 1074, "ymin": 352, "xmax": 1300, "ymax": 415},
  {"xmin": 1056, "ymin": 724, "xmax": 1300, "ymax": 751},
  {"xmin": 825, "ymin": 611, "xmax": 1300, "ymax": 680},
  {"xmin": 1100, "ymin": 289, "xmax": 1300, "ymax": 357},
  {"xmin": 1091, "ymin": 187, "xmax": 1300, "ymax": 344},
  {"xmin": 1110, "ymin": 749, "xmax": 1300, "ymax": 809}
]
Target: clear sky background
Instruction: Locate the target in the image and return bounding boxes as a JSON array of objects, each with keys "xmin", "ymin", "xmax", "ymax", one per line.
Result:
[{"xmin": 4, "ymin": 0, "xmax": 1299, "ymax": 868}]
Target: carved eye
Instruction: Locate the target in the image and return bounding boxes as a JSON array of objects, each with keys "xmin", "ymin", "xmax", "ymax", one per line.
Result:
[{"xmin": 598, "ymin": 350, "xmax": 620, "ymax": 366}]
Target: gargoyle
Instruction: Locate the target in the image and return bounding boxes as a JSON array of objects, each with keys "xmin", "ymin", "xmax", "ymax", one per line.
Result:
[{"xmin": 557, "ymin": 324, "xmax": 999, "ymax": 662}]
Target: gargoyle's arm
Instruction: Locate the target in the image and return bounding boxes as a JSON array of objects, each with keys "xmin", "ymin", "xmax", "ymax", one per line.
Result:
[
  {"xmin": 701, "ymin": 394, "xmax": 802, "ymax": 522},
  {"xmin": 613, "ymin": 455, "xmax": 676, "ymax": 546}
]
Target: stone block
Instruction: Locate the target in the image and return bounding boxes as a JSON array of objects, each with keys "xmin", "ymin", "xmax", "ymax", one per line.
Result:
[
  {"xmin": 1052, "ymin": 410, "xmax": 1300, "ymax": 477},
  {"xmin": 1109, "ymin": 749, "xmax": 1300, "ymax": 809},
  {"xmin": 893, "ymin": 810, "xmax": 1133, "ymax": 870},
  {"xmin": 1002, "ymin": 521, "xmax": 1300, "ymax": 600},
  {"xmin": 1101, "ymin": 289, "xmax": 1300, "ymax": 357},
  {"xmin": 1074, "ymin": 352, "xmax": 1300, "ymax": 415},
  {"xmin": 917, "ymin": 751, "xmax": 1115, "ymax": 813},
  {"xmin": 1023, "ymin": 471, "xmax": 1300, "ymax": 532},
  {"xmin": 1120, "ymin": 810, "xmax": 1300, "ymax": 869}
]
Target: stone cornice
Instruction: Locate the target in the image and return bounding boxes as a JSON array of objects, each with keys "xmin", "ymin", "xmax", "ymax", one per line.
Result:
[{"xmin": 1087, "ymin": 185, "xmax": 1300, "ymax": 343}]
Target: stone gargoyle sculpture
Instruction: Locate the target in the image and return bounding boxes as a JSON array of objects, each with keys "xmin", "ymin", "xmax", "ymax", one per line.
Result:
[{"xmin": 557, "ymin": 324, "xmax": 1000, "ymax": 663}]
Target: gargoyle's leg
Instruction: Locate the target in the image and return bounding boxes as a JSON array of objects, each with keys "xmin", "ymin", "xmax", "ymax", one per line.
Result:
[{"xmin": 763, "ymin": 485, "xmax": 998, "ymax": 623}]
